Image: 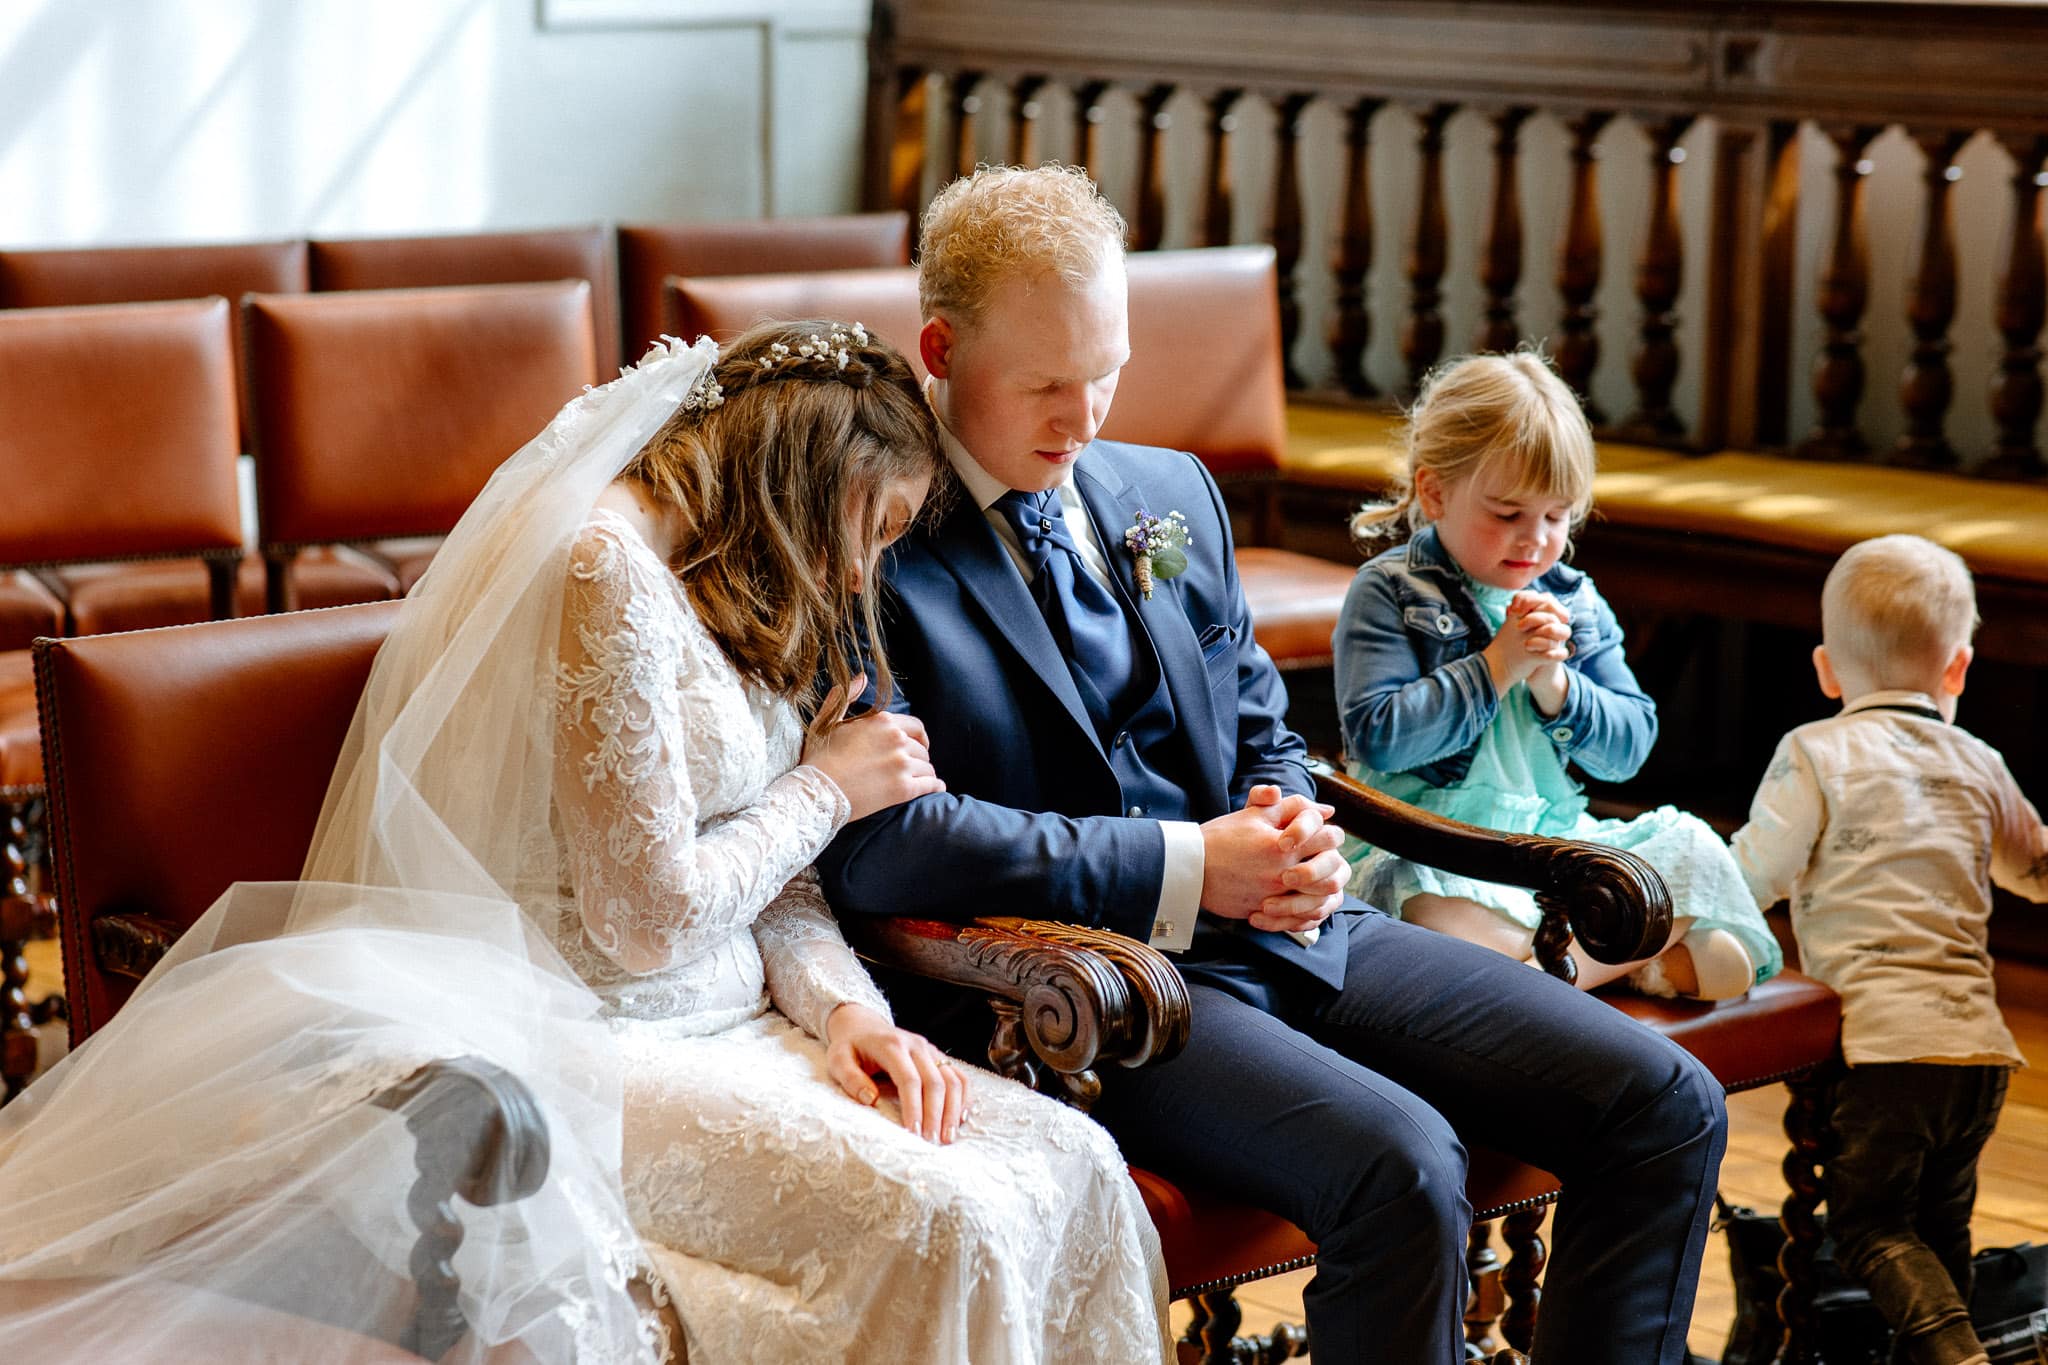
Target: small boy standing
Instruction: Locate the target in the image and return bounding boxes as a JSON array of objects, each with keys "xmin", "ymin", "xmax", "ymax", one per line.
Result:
[{"xmin": 1732, "ymin": 533, "xmax": 2048, "ymax": 1365}]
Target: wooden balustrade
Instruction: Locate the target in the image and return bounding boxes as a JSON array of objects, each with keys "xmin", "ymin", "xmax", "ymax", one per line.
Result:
[{"xmin": 863, "ymin": 0, "xmax": 2048, "ymax": 474}]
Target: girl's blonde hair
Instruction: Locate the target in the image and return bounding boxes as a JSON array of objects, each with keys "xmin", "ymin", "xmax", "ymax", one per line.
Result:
[
  {"xmin": 621, "ymin": 320, "xmax": 944, "ymax": 730},
  {"xmin": 1350, "ymin": 350, "xmax": 1597, "ymax": 547}
]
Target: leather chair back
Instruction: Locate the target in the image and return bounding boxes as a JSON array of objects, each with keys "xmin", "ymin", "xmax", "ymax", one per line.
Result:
[
  {"xmin": 244, "ymin": 281, "xmax": 599, "ymax": 550},
  {"xmin": 618, "ymin": 212, "xmax": 909, "ymax": 361},
  {"xmin": 667, "ymin": 246, "xmax": 1287, "ymax": 478},
  {"xmin": 0, "ymin": 298, "xmax": 243, "ymax": 568},
  {"xmin": 0, "ymin": 240, "xmax": 309, "ymax": 446},
  {"xmin": 309, "ymin": 226, "xmax": 619, "ymax": 375},
  {"xmin": 35, "ymin": 601, "xmax": 401, "ymax": 1041}
]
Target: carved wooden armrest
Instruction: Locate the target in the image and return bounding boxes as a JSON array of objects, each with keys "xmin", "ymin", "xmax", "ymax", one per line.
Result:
[
  {"xmin": 844, "ymin": 915, "xmax": 1190, "ymax": 1111},
  {"xmin": 1309, "ymin": 759, "xmax": 1672, "ymax": 983},
  {"xmin": 90, "ymin": 912, "xmax": 182, "ymax": 980},
  {"xmin": 373, "ymin": 1056, "xmax": 551, "ymax": 1361}
]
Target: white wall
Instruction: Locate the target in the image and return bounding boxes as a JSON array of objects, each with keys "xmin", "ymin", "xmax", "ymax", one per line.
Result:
[{"xmin": 0, "ymin": 0, "xmax": 871, "ymax": 248}]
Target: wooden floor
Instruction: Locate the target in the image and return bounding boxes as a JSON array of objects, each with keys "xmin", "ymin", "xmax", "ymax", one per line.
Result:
[{"xmin": 21, "ymin": 942, "xmax": 2047, "ymax": 1361}]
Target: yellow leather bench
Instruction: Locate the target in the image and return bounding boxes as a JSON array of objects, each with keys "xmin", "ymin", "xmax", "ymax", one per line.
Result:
[{"xmin": 1272, "ymin": 402, "xmax": 2048, "ymax": 666}]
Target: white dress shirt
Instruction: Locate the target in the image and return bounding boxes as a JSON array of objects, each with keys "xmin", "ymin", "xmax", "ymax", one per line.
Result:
[{"xmin": 928, "ymin": 380, "xmax": 1203, "ymax": 952}]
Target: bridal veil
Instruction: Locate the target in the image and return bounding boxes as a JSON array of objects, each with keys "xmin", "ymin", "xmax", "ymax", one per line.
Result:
[{"xmin": 0, "ymin": 338, "xmax": 724, "ymax": 1362}]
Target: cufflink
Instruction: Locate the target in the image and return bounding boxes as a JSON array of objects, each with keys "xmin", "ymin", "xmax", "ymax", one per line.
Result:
[{"xmin": 1153, "ymin": 920, "xmax": 1176, "ymax": 940}]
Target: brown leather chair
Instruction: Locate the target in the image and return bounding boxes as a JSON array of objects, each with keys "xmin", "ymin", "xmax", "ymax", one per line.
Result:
[
  {"xmin": 0, "ymin": 295, "xmax": 253, "ymax": 1096},
  {"xmin": 618, "ymin": 212, "xmax": 910, "ymax": 362},
  {"xmin": 667, "ymin": 247, "xmax": 1360, "ymax": 670},
  {"xmin": 22, "ymin": 603, "xmax": 549, "ymax": 1360},
  {"xmin": 243, "ymin": 282, "xmax": 600, "ymax": 609},
  {"xmin": 309, "ymin": 225, "xmax": 619, "ymax": 376}
]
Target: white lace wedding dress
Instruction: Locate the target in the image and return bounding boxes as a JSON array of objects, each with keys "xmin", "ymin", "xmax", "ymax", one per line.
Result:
[{"xmin": 549, "ymin": 509, "xmax": 1169, "ymax": 1363}]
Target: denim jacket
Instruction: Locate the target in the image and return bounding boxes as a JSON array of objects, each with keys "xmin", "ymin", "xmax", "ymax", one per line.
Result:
[{"xmin": 1331, "ymin": 524, "xmax": 1657, "ymax": 788}]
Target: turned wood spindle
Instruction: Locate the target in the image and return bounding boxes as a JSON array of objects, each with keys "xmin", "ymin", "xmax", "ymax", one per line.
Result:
[
  {"xmin": 1752, "ymin": 120, "xmax": 1804, "ymax": 449},
  {"xmin": 1477, "ymin": 107, "xmax": 1533, "ymax": 354},
  {"xmin": 1555, "ymin": 111, "xmax": 1613, "ymax": 422},
  {"xmin": 1072, "ymin": 80, "xmax": 1110, "ymax": 181},
  {"xmin": 1133, "ymin": 83, "xmax": 1175, "ymax": 251},
  {"xmin": 1007, "ymin": 74, "xmax": 1046, "ymax": 167},
  {"xmin": 1622, "ymin": 114, "xmax": 1694, "ymax": 441},
  {"xmin": 946, "ymin": 70, "xmax": 985, "ymax": 180},
  {"xmin": 1799, "ymin": 124, "xmax": 1883, "ymax": 460},
  {"xmin": 1269, "ymin": 92, "xmax": 1313, "ymax": 388},
  {"xmin": 1201, "ymin": 89, "xmax": 1243, "ymax": 248},
  {"xmin": 1896, "ymin": 129, "xmax": 1971, "ymax": 469},
  {"xmin": 1499, "ymin": 1205, "xmax": 1548, "ymax": 1352},
  {"xmin": 1777, "ymin": 1067, "xmax": 1836, "ymax": 1364},
  {"xmin": 1329, "ymin": 97, "xmax": 1384, "ymax": 398},
  {"xmin": 1465, "ymin": 1221, "xmax": 1504, "ymax": 1353},
  {"xmin": 1, "ymin": 814, "xmax": 36, "ymax": 1103},
  {"xmin": 1986, "ymin": 133, "xmax": 2048, "ymax": 479},
  {"xmin": 881, "ymin": 74, "xmax": 926, "ymax": 216},
  {"xmin": 1403, "ymin": 103, "xmax": 1456, "ymax": 395}
]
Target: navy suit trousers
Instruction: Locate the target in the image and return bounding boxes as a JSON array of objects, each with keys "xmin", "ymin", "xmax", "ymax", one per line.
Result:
[{"xmin": 1086, "ymin": 912, "xmax": 1726, "ymax": 1364}]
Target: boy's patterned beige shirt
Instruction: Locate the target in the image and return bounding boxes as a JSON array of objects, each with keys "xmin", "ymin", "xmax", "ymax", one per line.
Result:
[{"xmin": 1731, "ymin": 689, "xmax": 2048, "ymax": 1067}]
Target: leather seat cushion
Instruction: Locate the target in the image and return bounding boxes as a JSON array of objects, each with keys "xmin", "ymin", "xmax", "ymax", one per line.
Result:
[
  {"xmin": 49, "ymin": 549, "xmax": 398, "ymax": 636},
  {"xmin": 1134, "ymin": 1142, "xmax": 1563, "ymax": 1297},
  {"xmin": 1280, "ymin": 404, "xmax": 1683, "ymax": 495},
  {"xmin": 0, "ymin": 572, "xmax": 62, "ymax": 653},
  {"xmin": 0, "ymin": 1277, "xmax": 427, "ymax": 1362},
  {"xmin": 367, "ymin": 536, "xmax": 444, "ymax": 593},
  {"xmin": 1279, "ymin": 404, "xmax": 2048, "ymax": 588},
  {"xmin": 1598, "ymin": 968, "xmax": 1840, "ymax": 1091},
  {"xmin": 1236, "ymin": 547, "xmax": 1357, "ymax": 668},
  {"xmin": 0, "ymin": 649, "xmax": 38, "ymax": 792}
]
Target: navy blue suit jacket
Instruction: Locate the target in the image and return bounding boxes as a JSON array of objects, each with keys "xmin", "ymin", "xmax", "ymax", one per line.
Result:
[{"xmin": 817, "ymin": 439, "xmax": 1349, "ymax": 990}]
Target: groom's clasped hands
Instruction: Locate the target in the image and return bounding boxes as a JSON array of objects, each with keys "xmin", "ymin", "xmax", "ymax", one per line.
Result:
[{"xmin": 1201, "ymin": 785, "xmax": 1348, "ymax": 936}]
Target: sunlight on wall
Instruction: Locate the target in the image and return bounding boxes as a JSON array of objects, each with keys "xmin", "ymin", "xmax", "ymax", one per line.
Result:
[{"xmin": 0, "ymin": 0, "xmax": 859, "ymax": 249}]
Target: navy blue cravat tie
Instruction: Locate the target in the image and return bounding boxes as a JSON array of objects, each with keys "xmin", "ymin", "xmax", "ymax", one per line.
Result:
[{"xmin": 994, "ymin": 488, "xmax": 1138, "ymax": 739}]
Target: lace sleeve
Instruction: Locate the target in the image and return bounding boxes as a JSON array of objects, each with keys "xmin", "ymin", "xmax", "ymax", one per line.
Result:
[
  {"xmin": 554, "ymin": 522, "xmax": 851, "ymax": 976},
  {"xmin": 754, "ymin": 869, "xmax": 894, "ymax": 1041}
]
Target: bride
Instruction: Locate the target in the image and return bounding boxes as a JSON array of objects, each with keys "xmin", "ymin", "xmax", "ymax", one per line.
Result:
[{"xmin": 0, "ymin": 325, "xmax": 1169, "ymax": 1363}]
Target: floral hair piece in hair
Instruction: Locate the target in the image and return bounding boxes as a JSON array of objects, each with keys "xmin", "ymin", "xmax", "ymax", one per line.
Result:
[
  {"xmin": 679, "ymin": 359, "xmax": 725, "ymax": 415},
  {"xmin": 757, "ymin": 322, "xmax": 870, "ymax": 372}
]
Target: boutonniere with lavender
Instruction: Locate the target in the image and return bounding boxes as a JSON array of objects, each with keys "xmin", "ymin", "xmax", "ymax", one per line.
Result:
[{"xmin": 1123, "ymin": 508, "xmax": 1191, "ymax": 599}]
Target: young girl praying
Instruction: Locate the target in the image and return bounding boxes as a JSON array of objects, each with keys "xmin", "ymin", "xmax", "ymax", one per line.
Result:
[{"xmin": 1331, "ymin": 351, "xmax": 1780, "ymax": 999}]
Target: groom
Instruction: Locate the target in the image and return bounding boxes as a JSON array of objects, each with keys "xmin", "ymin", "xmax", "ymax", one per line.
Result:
[{"xmin": 817, "ymin": 165, "xmax": 1725, "ymax": 1363}]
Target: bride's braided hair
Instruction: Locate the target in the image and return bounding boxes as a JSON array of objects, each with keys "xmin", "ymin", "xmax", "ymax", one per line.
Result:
[{"xmin": 622, "ymin": 320, "xmax": 945, "ymax": 726}]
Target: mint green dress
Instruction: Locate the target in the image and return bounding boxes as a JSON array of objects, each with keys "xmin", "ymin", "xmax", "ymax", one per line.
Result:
[{"xmin": 1345, "ymin": 578, "xmax": 1783, "ymax": 987}]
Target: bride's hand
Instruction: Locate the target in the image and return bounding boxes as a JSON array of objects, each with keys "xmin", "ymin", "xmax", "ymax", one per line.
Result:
[
  {"xmin": 825, "ymin": 1003, "xmax": 968, "ymax": 1144},
  {"xmin": 802, "ymin": 678, "xmax": 946, "ymax": 821}
]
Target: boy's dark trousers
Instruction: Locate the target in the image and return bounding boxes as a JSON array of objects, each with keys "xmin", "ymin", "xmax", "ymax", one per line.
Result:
[{"xmin": 1827, "ymin": 1061, "xmax": 2012, "ymax": 1365}]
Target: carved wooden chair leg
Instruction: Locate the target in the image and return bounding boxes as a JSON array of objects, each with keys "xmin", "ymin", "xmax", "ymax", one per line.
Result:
[
  {"xmin": 1497, "ymin": 1205, "xmax": 1548, "ymax": 1352},
  {"xmin": 1777, "ymin": 1064, "xmax": 1836, "ymax": 1365},
  {"xmin": 2, "ymin": 805, "xmax": 44, "ymax": 1103},
  {"xmin": 1177, "ymin": 1288, "xmax": 1308, "ymax": 1365},
  {"xmin": 1464, "ymin": 1220, "xmax": 1505, "ymax": 1354}
]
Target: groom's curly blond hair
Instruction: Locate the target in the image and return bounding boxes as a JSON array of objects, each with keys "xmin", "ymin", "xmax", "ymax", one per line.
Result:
[{"xmin": 917, "ymin": 163, "xmax": 1127, "ymax": 326}]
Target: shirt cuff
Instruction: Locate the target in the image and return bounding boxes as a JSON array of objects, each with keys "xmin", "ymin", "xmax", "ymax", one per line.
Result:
[{"xmin": 1149, "ymin": 820, "xmax": 1204, "ymax": 952}]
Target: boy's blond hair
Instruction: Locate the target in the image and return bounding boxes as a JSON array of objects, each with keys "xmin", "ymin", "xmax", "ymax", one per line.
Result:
[
  {"xmin": 917, "ymin": 164, "xmax": 1127, "ymax": 326},
  {"xmin": 1351, "ymin": 350, "xmax": 1596, "ymax": 545},
  {"xmin": 1822, "ymin": 534, "xmax": 1979, "ymax": 686}
]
